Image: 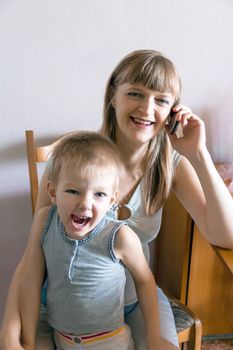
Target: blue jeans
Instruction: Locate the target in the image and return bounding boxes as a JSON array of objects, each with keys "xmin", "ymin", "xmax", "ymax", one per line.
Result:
[{"xmin": 125, "ymin": 287, "xmax": 179, "ymax": 349}]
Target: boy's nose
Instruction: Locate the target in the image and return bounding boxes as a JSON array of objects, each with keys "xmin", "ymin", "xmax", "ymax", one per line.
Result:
[{"xmin": 78, "ymin": 194, "xmax": 92, "ymax": 210}]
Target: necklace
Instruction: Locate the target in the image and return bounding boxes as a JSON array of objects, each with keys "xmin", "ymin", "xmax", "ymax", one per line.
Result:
[{"xmin": 112, "ymin": 203, "xmax": 133, "ymax": 221}]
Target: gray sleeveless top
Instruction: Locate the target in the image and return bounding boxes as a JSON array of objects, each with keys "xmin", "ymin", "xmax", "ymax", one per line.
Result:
[
  {"xmin": 108, "ymin": 151, "xmax": 182, "ymax": 305},
  {"xmin": 40, "ymin": 205, "xmax": 126, "ymax": 334}
]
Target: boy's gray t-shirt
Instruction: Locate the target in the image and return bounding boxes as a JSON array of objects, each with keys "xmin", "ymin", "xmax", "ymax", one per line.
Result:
[{"xmin": 41, "ymin": 205, "xmax": 126, "ymax": 334}]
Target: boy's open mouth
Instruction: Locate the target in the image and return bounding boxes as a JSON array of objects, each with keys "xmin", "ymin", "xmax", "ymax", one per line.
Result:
[{"xmin": 71, "ymin": 215, "xmax": 91, "ymax": 228}]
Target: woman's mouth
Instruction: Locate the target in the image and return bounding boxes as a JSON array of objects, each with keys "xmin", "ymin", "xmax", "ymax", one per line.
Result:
[{"xmin": 130, "ymin": 116, "xmax": 155, "ymax": 127}]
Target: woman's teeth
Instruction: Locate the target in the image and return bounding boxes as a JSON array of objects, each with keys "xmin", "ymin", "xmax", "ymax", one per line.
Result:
[{"xmin": 132, "ymin": 117, "xmax": 153, "ymax": 125}]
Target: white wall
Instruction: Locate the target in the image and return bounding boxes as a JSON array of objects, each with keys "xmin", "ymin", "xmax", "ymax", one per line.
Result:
[{"xmin": 1, "ymin": 0, "xmax": 233, "ymax": 321}]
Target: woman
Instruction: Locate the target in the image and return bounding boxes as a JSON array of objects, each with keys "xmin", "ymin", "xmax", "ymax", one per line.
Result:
[{"xmin": 1, "ymin": 49, "xmax": 233, "ymax": 350}]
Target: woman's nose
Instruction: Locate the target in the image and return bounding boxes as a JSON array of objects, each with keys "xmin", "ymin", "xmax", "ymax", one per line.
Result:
[{"xmin": 138, "ymin": 97, "xmax": 156, "ymax": 116}]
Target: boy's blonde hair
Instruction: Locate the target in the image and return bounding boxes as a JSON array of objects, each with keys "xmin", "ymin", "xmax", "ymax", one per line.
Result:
[
  {"xmin": 49, "ymin": 131, "xmax": 121, "ymax": 190},
  {"xmin": 101, "ymin": 49, "xmax": 181, "ymax": 215}
]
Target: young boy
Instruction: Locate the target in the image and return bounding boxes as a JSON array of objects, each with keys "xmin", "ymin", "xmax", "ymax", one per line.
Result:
[{"xmin": 18, "ymin": 131, "xmax": 161, "ymax": 350}]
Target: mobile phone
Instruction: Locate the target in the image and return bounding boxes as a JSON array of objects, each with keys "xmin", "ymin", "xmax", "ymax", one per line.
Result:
[{"xmin": 168, "ymin": 110, "xmax": 179, "ymax": 135}]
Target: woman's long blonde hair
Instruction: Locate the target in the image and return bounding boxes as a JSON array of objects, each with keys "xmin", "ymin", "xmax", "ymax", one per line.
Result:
[{"xmin": 100, "ymin": 49, "xmax": 181, "ymax": 215}]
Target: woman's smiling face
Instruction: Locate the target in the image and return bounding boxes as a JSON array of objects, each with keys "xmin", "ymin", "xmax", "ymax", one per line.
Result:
[{"xmin": 112, "ymin": 83, "xmax": 174, "ymax": 146}]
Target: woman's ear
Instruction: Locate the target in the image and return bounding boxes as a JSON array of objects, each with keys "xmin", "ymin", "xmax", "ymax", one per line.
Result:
[
  {"xmin": 110, "ymin": 85, "xmax": 116, "ymax": 108},
  {"xmin": 47, "ymin": 182, "xmax": 57, "ymax": 204},
  {"xmin": 111, "ymin": 98, "xmax": 116, "ymax": 108}
]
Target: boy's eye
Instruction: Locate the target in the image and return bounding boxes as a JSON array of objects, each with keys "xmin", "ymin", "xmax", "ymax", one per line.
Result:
[
  {"xmin": 95, "ymin": 192, "xmax": 107, "ymax": 198},
  {"xmin": 65, "ymin": 189, "xmax": 79, "ymax": 195}
]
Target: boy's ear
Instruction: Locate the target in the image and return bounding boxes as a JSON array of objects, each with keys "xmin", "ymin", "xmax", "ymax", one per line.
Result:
[
  {"xmin": 110, "ymin": 190, "xmax": 118, "ymax": 206},
  {"xmin": 47, "ymin": 182, "xmax": 57, "ymax": 204}
]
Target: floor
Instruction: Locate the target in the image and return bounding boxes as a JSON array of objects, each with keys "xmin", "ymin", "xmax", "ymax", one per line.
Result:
[{"xmin": 201, "ymin": 339, "xmax": 233, "ymax": 349}]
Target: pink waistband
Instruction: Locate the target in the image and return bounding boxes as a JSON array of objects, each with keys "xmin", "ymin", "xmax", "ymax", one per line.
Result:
[{"xmin": 56, "ymin": 326, "xmax": 125, "ymax": 345}]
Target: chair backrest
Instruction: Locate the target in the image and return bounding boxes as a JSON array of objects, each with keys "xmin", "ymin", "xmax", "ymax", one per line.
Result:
[{"xmin": 25, "ymin": 130, "xmax": 59, "ymax": 215}]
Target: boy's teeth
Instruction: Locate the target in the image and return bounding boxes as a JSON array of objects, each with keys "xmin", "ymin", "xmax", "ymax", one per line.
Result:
[{"xmin": 72, "ymin": 215, "xmax": 89, "ymax": 225}]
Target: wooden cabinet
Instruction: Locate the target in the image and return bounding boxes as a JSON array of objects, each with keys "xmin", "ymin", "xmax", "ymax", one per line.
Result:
[{"xmin": 154, "ymin": 191, "xmax": 233, "ymax": 336}]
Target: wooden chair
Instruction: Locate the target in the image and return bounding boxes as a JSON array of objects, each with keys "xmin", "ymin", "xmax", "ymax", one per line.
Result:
[
  {"xmin": 168, "ymin": 295, "xmax": 202, "ymax": 349},
  {"xmin": 25, "ymin": 130, "xmax": 61, "ymax": 214},
  {"xmin": 25, "ymin": 129, "xmax": 202, "ymax": 349}
]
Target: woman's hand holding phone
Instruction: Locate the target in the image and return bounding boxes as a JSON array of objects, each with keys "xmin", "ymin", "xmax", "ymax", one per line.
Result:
[{"xmin": 167, "ymin": 105, "xmax": 207, "ymax": 160}]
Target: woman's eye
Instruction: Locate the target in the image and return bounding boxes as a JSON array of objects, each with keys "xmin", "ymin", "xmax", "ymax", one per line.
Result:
[
  {"xmin": 66, "ymin": 189, "xmax": 79, "ymax": 195},
  {"xmin": 95, "ymin": 192, "xmax": 107, "ymax": 198},
  {"xmin": 156, "ymin": 98, "xmax": 169, "ymax": 105},
  {"xmin": 128, "ymin": 92, "xmax": 142, "ymax": 98}
]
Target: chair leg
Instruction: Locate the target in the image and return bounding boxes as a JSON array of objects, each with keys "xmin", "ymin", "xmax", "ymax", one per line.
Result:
[
  {"xmin": 186, "ymin": 320, "xmax": 202, "ymax": 350},
  {"xmin": 186, "ymin": 340, "xmax": 195, "ymax": 350}
]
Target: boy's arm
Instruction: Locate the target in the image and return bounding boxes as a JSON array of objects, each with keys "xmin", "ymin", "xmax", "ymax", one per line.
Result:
[
  {"xmin": 18, "ymin": 207, "xmax": 49, "ymax": 350},
  {"xmin": 115, "ymin": 226, "xmax": 178, "ymax": 350}
]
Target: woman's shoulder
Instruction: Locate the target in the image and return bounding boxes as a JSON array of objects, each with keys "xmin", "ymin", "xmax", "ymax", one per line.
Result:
[{"xmin": 172, "ymin": 149, "xmax": 182, "ymax": 168}]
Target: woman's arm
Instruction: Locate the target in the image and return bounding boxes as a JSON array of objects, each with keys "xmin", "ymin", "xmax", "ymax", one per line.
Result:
[
  {"xmin": 0, "ymin": 235, "xmax": 41, "ymax": 349},
  {"xmin": 170, "ymin": 110, "xmax": 233, "ymax": 248},
  {"xmin": 0, "ymin": 165, "xmax": 51, "ymax": 350},
  {"xmin": 0, "ymin": 212, "xmax": 47, "ymax": 350},
  {"xmin": 18, "ymin": 208, "xmax": 47, "ymax": 349},
  {"xmin": 0, "ymin": 260, "xmax": 25, "ymax": 350},
  {"xmin": 115, "ymin": 226, "xmax": 178, "ymax": 350},
  {"xmin": 174, "ymin": 154, "xmax": 233, "ymax": 248}
]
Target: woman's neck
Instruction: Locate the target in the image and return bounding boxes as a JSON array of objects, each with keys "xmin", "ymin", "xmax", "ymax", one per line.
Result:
[
  {"xmin": 116, "ymin": 138, "xmax": 148, "ymax": 175},
  {"xmin": 113, "ymin": 138, "xmax": 149, "ymax": 211}
]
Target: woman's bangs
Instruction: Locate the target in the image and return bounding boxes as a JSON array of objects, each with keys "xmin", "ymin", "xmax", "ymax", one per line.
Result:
[{"xmin": 117, "ymin": 57, "xmax": 180, "ymax": 99}]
